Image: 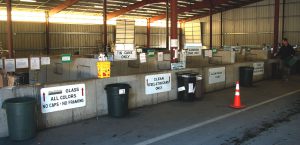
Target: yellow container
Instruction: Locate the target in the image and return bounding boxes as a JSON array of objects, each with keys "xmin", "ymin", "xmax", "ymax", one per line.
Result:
[{"xmin": 97, "ymin": 61, "xmax": 111, "ymax": 78}]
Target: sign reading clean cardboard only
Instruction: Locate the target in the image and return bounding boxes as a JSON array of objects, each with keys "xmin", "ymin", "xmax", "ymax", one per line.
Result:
[
  {"xmin": 145, "ymin": 73, "xmax": 171, "ymax": 95},
  {"xmin": 209, "ymin": 67, "xmax": 226, "ymax": 84},
  {"xmin": 40, "ymin": 84, "xmax": 86, "ymax": 113},
  {"xmin": 253, "ymin": 62, "xmax": 264, "ymax": 75}
]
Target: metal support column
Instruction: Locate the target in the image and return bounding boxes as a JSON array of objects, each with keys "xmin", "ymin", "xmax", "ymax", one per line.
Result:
[
  {"xmin": 179, "ymin": 22, "xmax": 184, "ymax": 51},
  {"xmin": 282, "ymin": 0, "xmax": 286, "ymax": 39},
  {"xmin": 209, "ymin": 6, "xmax": 213, "ymax": 50},
  {"xmin": 274, "ymin": 0, "xmax": 280, "ymax": 53},
  {"xmin": 103, "ymin": 0, "xmax": 108, "ymax": 53},
  {"xmin": 6, "ymin": 0, "xmax": 13, "ymax": 58},
  {"xmin": 166, "ymin": 0, "xmax": 169, "ymax": 50},
  {"xmin": 147, "ymin": 18, "xmax": 150, "ymax": 48},
  {"xmin": 220, "ymin": 11, "xmax": 223, "ymax": 48},
  {"xmin": 45, "ymin": 11, "xmax": 50, "ymax": 55},
  {"xmin": 170, "ymin": 0, "xmax": 178, "ymax": 63}
]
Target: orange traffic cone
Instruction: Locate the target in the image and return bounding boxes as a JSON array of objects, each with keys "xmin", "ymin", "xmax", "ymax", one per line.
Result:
[{"xmin": 230, "ymin": 81, "xmax": 245, "ymax": 109}]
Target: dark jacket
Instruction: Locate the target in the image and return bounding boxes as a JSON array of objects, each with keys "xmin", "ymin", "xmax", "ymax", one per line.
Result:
[{"xmin": 277, "ymin": 44, "xmax": 296, "ymax": 60}]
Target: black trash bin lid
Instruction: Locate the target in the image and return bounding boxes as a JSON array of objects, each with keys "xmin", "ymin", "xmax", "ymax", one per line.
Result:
[
  {"xmin": 4, "ymin": 97, "xmax": 36, "ymax": 104},
  {"xmin": 105, "ymin": 83, "xmax": 131, "ymax": 89},
  {"xmin": 177, "ymin": 72, "xmax": 199, "ymax": 78},
  {"xmin": 240, "ymin": 66, "xmax": 254, "ymax": 70},
  {"xmin": 2, "ymin": 97, "xmax": 36, "ymax": 109}
]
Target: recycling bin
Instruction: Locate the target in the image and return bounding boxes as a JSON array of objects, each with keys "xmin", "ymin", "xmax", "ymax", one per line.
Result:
[
  {"xmin": 239, "ymin": 66, "xmax": 254, "ymax": 87},
  {"xmin": 2, "ymin": 97, "xmax": 37, "ymax": 141},
  {"xmin": 177, "ymin": 72, "xmax": 199, "ymax": 101},
  {"xmin": 105, "ymin": 83, "xmax": 131, "ymax": 117}
]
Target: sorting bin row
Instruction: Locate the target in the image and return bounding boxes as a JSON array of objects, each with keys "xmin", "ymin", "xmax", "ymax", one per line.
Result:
[{"xmin": 2, "ymin": 66, "xmax": 259, "ymax": 141}]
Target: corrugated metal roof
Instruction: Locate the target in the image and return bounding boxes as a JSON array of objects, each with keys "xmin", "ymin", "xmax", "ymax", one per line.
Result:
[{"xmin": 0, "ymin": 0, "xmax": 262, "ymax": 21}]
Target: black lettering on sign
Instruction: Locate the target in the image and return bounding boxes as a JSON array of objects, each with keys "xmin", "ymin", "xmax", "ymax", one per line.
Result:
[
  {"xmin": 124, "ymin": 51, "xmax": 133, "ymax": 54},
  {"xmin": 65, "ymin": 87, "xmax": 79, "ymax": 93},
  {"xmin": 61, "ymin": 101, "xmax": 67, "ymax": 105},
  {"xmin": 43, "ymin": 104, "xmax": 48, "ymax": 109},
  {"xmin": 121, "ymin": 55, "xmax": 130, "ymax": 58},
  {"xmin": 155, "ymin": 86, "xmax": 162, "ymax": 90},
  {"xmin": 51, "ymin": 96, "xmax": 59, "ymax": 101},
  {"xmin": 49, "ymin": 102, "xmax": 59, "ymax": 107},
  {"xmin": 154, "ymin": 77, "xmax": 164, "ymax": 81}
]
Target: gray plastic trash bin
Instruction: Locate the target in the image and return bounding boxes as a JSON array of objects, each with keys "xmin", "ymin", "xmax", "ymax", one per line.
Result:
[
  {"xmin": 105, "ymin": 83, "xmax": 131, "ymax": 117},
  {"xmin": 239, "ymin": 66, "xmax": 254, "ymax": 87},
  {"xmin": 2, "ymin": 97, "xmax": 37, "ymax": 141}
]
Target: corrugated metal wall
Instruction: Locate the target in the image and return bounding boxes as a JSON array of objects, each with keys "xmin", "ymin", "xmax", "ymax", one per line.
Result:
[
  {"xmin": 199, "ymin": 0, "xmax": 300, "ymax": 48},
  {"xmin": 0, "ymin": 0, "xmax": 299, "ymax": 57},
  {"xmin": 283, "ymin": 0, "xmax": 300, "ymax": 44}
]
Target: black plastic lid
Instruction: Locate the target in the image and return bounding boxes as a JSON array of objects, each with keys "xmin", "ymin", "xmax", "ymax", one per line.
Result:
[{"xmin": 105, "ymin": 83, "xmax": 131, "ymax": 89}]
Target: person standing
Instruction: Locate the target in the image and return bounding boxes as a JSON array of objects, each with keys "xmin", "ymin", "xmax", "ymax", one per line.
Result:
[{"xmin": 275, "ymin": 38, "xmax": 296, "ymax": 80}]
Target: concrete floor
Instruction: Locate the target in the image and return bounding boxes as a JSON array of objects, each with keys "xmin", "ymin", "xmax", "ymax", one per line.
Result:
[{"xmin": 1, "ymin": 76, "xmax": 300, "ymax": 145}]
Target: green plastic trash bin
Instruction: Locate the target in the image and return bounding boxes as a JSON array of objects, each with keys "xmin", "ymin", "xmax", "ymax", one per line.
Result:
[
  {"xmin": 2, "ymin": 97, "xmax": 37, "ymax": 141},
  {"xmin": 105, "ymin": 83, "xmax": 131, "ymax": 117},
  {"xmin": 239, "ymin": 66, "xmax": 254, "ymax": 87}
]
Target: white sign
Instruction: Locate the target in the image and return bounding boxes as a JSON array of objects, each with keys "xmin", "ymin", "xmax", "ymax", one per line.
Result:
[
  {"xmin": 157, "ymin": 52, "xmax": 164, "ymax": 62},
  {"xmin": 16, "ymin": 58, "xmax": 29, "ymax": 69},
  {"xmin": 41, "ymin": 57, "xmax": 51, "ymax": 65},
  {"xmin": 40, "ymin": 84, "xmax": 86, "ymax": 113},
  {"xmin": 140, "ymin": 53, "xmax": 146, "ymax": 63},
  {"xmin": 119, "ymin": 89, "xmax": 126, "ymax": 95},
  {"xmin": 114, "ymin": 50, "xmax": 137, "ymax": 60},
  {"xmin": 171, "ymin": 39, "xmax": 178, "ymax": 47},
  {"xmin": 230, "ymin": 51, "xmax": 236, "ymax": 63},
  {"xmin": 209, "ymin": 67, "xmax": 226, "ymax": 84},
  {"xmin": 145, "ymin": 73, "xmax": 171, "ymax": 95},
  {"xmin": 185, "ymin": 44, "xmax": 202, "ymax": 56},
  {"xmin": 253, "ymin": 62, "xmax": 264, "ymax": 75},
  {"xmin": 30, "ymin": 57, "xmax": 40, "ymax": 70},
  {"xmin": 0, "ymin": 59, "xmax": 3, "ymax": 69},
  {"xmin": 171, "ymin": 62, "xmax": 186, "ymax": 70},
  {"xmin": 4, "ymin": 59, "xmax": 15, "ymax": 72},
  {"xmin": 205, "ymin": 50, "xmax": 213, "ymax": 57},
  {"xmin": 187, "ymin": 47, "xmax": 201, "ymax": 56}
]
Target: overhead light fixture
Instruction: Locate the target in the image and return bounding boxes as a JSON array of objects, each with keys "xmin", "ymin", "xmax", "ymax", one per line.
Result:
[{"xmin": 20, "ymin": 0, "xmax": 37, "ymax": 2}]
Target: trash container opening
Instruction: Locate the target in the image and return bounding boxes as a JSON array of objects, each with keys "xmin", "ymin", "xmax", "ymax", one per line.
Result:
[
  {"xmin": 105, "ymin": 83, "xmax": 131, "ymax": 89},
  {"xmin": 4, "ymin": 97, "xmax": 36, "ymax": 104}
]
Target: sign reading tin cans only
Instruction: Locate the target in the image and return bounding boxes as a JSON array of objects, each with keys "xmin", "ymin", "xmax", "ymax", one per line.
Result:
[
  {"xmin": 40, "ymin": 84, "xmax": 86, "ymax": 113},
  {"xmin": 114, "ymin": 50, "xmax": 137, "ymax": 60},
  {"xmin": 145, "ymin": 73, "xmax": 171, "ymax": 95},
  {"xmin": 253, "ymin": 62, "xmax": 264, "ymax": 75},
  {"xmin": 208, "ymin": 67, "xmax": 226, "ymax": 84}
]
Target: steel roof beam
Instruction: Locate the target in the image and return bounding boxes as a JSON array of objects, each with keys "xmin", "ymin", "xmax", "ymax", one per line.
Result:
[
  {"xmin": 49, "ymin": 0, "xmax": 80, "ymax": 16},
  {"xmin": 181, "ymin": 0, "xmax": 263, "ymax": 22},
  {"xmin": 107, "ymin": 0, "xmax": 165, "ymax": 20},
  {"xmin": 150, "ymin": 0, "xmax": 232, "ymax": 22}
]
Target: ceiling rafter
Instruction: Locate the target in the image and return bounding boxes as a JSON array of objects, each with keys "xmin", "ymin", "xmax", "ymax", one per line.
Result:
[
  {"xmin": 181, "ymin": 0, "xmax": 263, "ymax": 22},
  {"xmin": 49, "ymin": 0, "xmax": 80, "ymax": 16},
  {"xmin": 107, "ymin": 0, "xmax": 165, "ymax": 20},
  {"xmin": 149, "ymin": 0, "xmax": 232, "ymax": 23}
]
